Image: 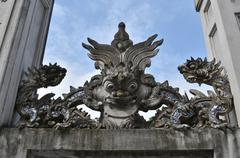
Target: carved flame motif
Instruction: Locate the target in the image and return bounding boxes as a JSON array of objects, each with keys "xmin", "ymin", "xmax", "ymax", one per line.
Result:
[{"xmin": 15, "ymin": 22, "xmax": 233, "ymax": 129}]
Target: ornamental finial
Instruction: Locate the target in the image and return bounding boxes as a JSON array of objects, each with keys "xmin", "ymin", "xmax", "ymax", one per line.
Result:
[{"xmin": 111, "ymin": 22, "xmax": 133, "ymax": 52}]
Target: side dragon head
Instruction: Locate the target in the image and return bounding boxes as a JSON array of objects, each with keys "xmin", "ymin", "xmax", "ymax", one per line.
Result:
[
  {"xmin": 82, "ymin": 22, "xmax": 163, "ymax": 127},
  {"xmin": 178, "ymin": 57, "xmax": 223, "ymax": 85},
  {"xmin": 22, "ymin": 63, "xmax": 67, "ymax": 88}
]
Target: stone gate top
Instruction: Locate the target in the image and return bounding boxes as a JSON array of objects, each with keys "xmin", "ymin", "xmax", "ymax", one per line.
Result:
[{"xmin": 16, "ymin": 22, "xmax": 233, "ymax": 130}]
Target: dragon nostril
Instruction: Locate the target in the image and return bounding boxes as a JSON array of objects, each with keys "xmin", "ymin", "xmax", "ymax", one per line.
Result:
[{"xmin": 116, "ymin": 90, "xmax": 126, "ymax": 97}]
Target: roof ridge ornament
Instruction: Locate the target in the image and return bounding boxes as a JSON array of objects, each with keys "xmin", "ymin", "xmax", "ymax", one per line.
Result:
[
  {"xmin": 82, "ymin": 22, "xmax": 163, "ymax": 73},
  {"xmin": 111, "ymin": 22, "xmax": 133, "ymax": 52},
  {"xmin": 16, "ymin": 22, "xmax": 233, "ymax": 129}
]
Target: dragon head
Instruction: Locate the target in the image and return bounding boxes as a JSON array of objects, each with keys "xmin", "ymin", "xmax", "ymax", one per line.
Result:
[
  {"xmin": 23, "ymin": 63, "xmax": 67, "ymax": 88},
  {"xmin": 40, "ymin": 63, "xmax": 67, "ymax": 87},
  {"xmin": 178, "ymin": 57, "xmax": 223, "ymax": 85}
]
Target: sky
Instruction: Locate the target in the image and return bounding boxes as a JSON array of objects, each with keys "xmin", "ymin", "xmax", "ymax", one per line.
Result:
[{"xmin": 38, "ymin": 0, "xmax": 210, "ymax": 119}]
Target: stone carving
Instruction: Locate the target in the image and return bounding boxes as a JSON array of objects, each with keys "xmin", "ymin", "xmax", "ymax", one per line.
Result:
[
  {"xmin": 0, "ymin": 0, "xmax": 7, "ymax": 2},
  {"xmin": 150, "ymin": 58, "xmax": 233, "ymax": 129},
  {"xmin": 16, "ymin": 64, "xmax": 96, "ymax": 129},
  {"xmin": 15, "ymin": 22, "xmax": 233, "ymax": 129}
]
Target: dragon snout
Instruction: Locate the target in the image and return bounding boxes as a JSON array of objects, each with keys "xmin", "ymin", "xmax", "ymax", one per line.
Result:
[
  {"xmin": 112, "ymin": 90, "xmax": 129, "ymax": 97},
  {"xmin": 178, "ymin": 65, "xmax": 185, "ymax": 73}
]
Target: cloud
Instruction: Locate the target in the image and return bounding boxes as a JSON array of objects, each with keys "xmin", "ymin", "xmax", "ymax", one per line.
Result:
[{"xmin": 52, "ymin": 3, "xmax": 67, "ymax": 18}]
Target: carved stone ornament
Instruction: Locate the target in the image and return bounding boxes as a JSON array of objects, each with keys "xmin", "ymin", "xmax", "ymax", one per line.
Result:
[{"xmin": 15, "ymin": 22, "xmax": 233, "ymax": 129}]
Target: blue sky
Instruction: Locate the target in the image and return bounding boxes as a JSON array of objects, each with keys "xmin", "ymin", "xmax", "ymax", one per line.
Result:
[{"xmin": 38, "ymin": 0, "xmax": 210, "ymax": 118}]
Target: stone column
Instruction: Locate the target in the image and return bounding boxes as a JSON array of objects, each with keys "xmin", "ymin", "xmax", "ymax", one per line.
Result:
[{"xmin": 0, "ymin": 0, "xmax": 54, "ymax": 127}]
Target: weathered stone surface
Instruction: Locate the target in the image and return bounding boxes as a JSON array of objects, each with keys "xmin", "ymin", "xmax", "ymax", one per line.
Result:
[{"xmin": 0, "ymin": 128, "xmax": 240, "ymax": 158}]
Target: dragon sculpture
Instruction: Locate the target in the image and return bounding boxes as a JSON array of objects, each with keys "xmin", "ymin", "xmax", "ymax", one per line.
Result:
[
  {"xmin": 15, "ymin": 22, "xmax": 233, "ymax": 129},
  {"xmin": 16, "ymin": 63, "xmax": 96, "ymax": 129}
]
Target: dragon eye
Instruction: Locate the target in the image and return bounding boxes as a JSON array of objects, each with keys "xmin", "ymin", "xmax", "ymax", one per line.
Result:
[
  {"xmin": 105, "ymin": 82, "xmax": 115, "ymax": 91},
  {"xmin": 128, "ymin": 82, "xmax": 138, "ymax": 91},
  {"xmin": 107, "ymin": 84, "xmax": 114, "ymax": 90}
]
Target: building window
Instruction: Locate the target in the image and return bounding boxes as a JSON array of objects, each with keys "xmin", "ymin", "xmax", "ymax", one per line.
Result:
[
  {"xmin": 204, "ymin": 0, "xmax": 213, "ymax": 25},
  {"xmin": 195, "ymin": 0, "xmax": 203, "ymax": 11},
  {"xmin": 235, "ymin": 12, "xmax": 240, "ymax": 30},
  {"xmin": 204, "ymin": 0, "xmax": 211, "ymax": 13},
  {"xmin": 209, "ymin": 24, "xmax": 218, "ymax": 58}
]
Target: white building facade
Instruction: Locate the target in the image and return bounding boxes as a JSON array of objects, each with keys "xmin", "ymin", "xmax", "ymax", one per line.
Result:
[{"xmin": 195, "ymin": 0, "xmax": 240, "ymax": 126}]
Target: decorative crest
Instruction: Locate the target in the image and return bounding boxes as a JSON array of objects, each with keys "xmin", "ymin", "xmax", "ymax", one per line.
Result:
[
  {"xmin": 82, "ymin": 22, "xmax": 163, "ymax": 73},
  {"xmin": 15, "ymin": 22, "xmax": 233, "ymax": 129}
]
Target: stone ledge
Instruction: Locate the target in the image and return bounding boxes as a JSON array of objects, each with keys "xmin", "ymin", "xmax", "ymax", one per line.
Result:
[{"xmin": 0, "ymin": 128, "xmax": 240, "ymax": 158}]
